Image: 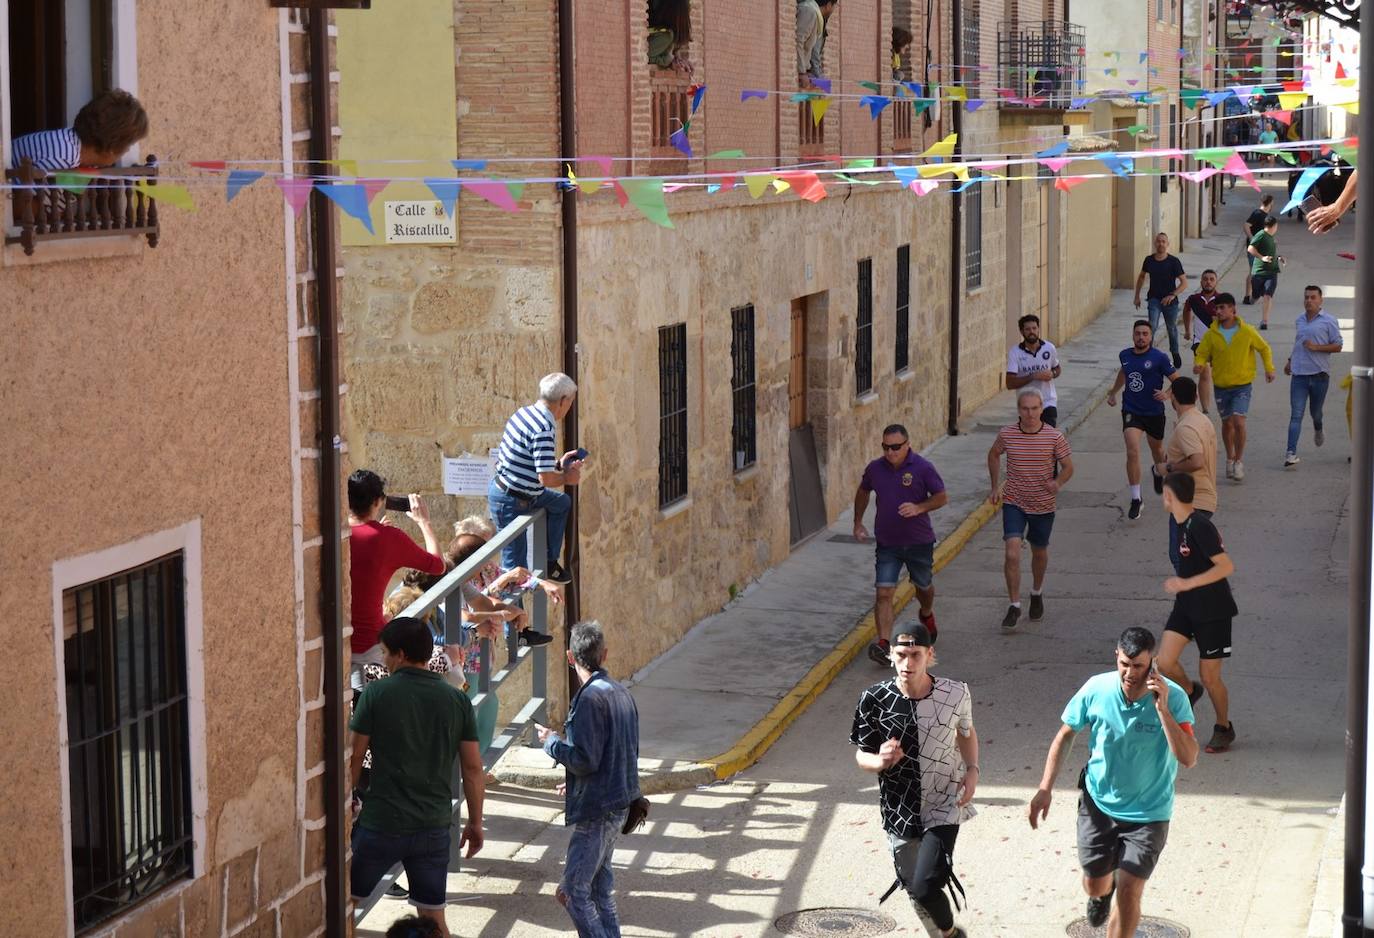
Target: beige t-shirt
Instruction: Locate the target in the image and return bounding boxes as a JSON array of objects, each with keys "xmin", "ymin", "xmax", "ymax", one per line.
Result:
[{"xmin": 1167, "ymin": 408, "xmax": 1218, "ymax": 512}]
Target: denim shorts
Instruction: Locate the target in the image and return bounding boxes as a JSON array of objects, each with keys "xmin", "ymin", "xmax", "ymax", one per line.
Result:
[
  {"xmin": 875, "ymin": 542, "xmax": 935, "ymax": 589},
  {"xmin": 1002, "ymin": 503, "xmax": 1055, "ymax": 547},
  {"xmin": 1214, "ymin": 384, "xmax": 1253, "ymax": 419},
  {"xmin": 350, "ymin": 825, "xmax": 450, "ymax": 910},
  {"xmin": 1250, "ymin": 273, "xmax": 1278, "ymax": 297}
]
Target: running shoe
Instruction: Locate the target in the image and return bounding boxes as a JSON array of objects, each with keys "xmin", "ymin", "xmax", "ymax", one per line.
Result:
[
  {"xmin": 519, "ymin": 627, "xmax": 554, "ymax": 647},
  {"xmin": 1029, "ymin": 593, "xmax": 1044, "ymax": 621},
  {"xmin": 1260, "ymin": 322, "xmax": 1268, "ymax": 330},
  {"xmin": 1000, "ymin": 605, "xmax": 1021, "ymax": 632},
  {"xmin": 1284, "ymin": 452, "xmax": 1299, "ymax": 468},
  {"xmin": 1151, "ymin": 464, "xmax": 1164, "ymax": 495},
  {"xmin": 867, "ymin": 639, "xmax": 891, "ymax": 665},
  {"xmin": 1128, "ymin": 498, "xmax": 1143, "ymax": 520},
  {"xmin": 1225, "ymin": 460, "xmax": 1235, "ymax": 479},
  {"xmin": 1086, "ymin": 883, "xmax": 1115, "ymax": 927},
  {"xmin": 1232, "ymin": 460, "xmax": 1245, "ymax": 481},
  {"xmin": 1172, "ymin": 351, "xmax": 1183, "ymax": 370},
  {"xmin": 920, "ymin": 610, "xmax": 938, "ymax": 643},
  {"xmin": 1205, "ymin": 722, "xmax": 1236, "ymax": 753},
  {"xmin": 1315, "ymin": 427, "xmax": 1325, "ymax": 447},
  {"xmin": 1242, "ymin": 295, "xmax": 1254, "ymax": 305},
  {"xmin": 1187, "ymin": 680, "xmax": 1205, "ymax": 708},
  {"xmin": 546, "ymin": 561, "xmax": 574, "ymax": 584}
]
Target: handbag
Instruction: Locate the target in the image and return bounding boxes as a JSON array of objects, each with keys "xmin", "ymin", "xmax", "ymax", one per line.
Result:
[{"xmin": 621, "ymin": 796, "xmax": 651, "ymax": 834}]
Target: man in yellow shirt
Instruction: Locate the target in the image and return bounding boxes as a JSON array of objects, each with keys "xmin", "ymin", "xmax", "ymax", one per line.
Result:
[{"xmin": 1193, "ymin": 293, "xmax": 1275, "ymax": 482}]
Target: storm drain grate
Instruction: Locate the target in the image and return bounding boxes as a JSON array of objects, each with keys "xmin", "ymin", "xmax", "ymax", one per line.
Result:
[
  {"xmin": 1066, "ymin": 916, "xmax": 1189, "ymax": 937},
  {"xmin": 774, "ymin": 908, "xmax": 897, "ymax": 936}
]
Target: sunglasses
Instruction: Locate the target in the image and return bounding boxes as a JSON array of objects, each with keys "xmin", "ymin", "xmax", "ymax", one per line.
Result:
[{"xmin": 881, "ymin": 441, "xmax": 908, "ymax": 452}]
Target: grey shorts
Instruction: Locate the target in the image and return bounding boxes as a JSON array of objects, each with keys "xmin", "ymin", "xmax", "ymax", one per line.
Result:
[{"xmin": 1077, "ymin": 784, "xmax": 1169, "ymax": 880}]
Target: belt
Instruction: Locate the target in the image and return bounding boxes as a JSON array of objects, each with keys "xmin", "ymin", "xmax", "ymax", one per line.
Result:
[{"xmin": 494, "ymin": 475, "xmax": 541, "ymax": 500}]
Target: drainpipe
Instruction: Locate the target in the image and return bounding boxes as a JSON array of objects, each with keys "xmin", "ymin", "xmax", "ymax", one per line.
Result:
[
  {"xmin": 1347, "ymin": 17, "xmax": 1374, "ymax": 936},
  {"xmin": 946, "ymin": 0, "xmax": 963, "ymax": 437},
  {"xmin": 306, "ymin": 10, "xmax": 348, "ymax": 936},
  {"xmin": 557, "ymin": 0, "xmax": 582, "ymax": 693}
]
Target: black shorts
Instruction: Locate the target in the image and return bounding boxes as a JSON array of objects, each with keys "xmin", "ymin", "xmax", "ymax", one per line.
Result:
[
  {"xmin": 1077, "ymin": 783, "xmax": 1170, "ymax": 881},
  {"xmin": 1041, "ymin": 406, "xmax": 1058, "ymax": 427},
  {"xmin": 1122, "ymin": 410, "xmax": 1166, "ymax": 440},
  {"xmin": 1165, "ymin": 607, "xmax": 1233, "ymax": 659}
]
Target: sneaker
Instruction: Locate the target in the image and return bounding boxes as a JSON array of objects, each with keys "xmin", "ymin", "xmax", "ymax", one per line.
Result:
[
  {"xmin": 1172, "ymin": 351, "xmax": 1183, "ymax": 370},
  {"xmin": 947, "ymin": 929, "xmax": 969, "ymax": 938},
  {"xmin": 1225, "ymin": 460, "xmax": 1235, "ymax": 479},
  {"xmin": 1232, "ymin": 460, "xmax": 1245, "ymax": 481},
  {"xmin": 385, "ymin": 882, "xmax": 409, "ymax": 899},
  {"xmin": 519, "ymin": 627, "xmax": 553, "ymax": 647},
  {"xmin": 1000, "ymin": 605, "xmax": 1021, "ymax": 632},
  {"xmin": 1205, "ymin": 722, "xmax": 1236, "ymax": 753},
  {"xmin": 1315, "ymin": 427, "xmax": 1325, "ymax": 447},
  {"xmin": 1086, "ymin": 883, "xmax": 1115, "ymax": 927},
  {"xmin": 1242, "ymin": 295, "xmax": 1254, "ymax": 305},
  {"xmin": 867, "ymin": 639, "xmax": 891, "ymax": 665},
  {"xmin": 1127, "ymin": 498, "xmax": 1143, "ymax": 520},
  {"xmin": 1151, "ymin": 464, "xmax": 1164, "ymax": 495},
  {"xmin": 545, "ymin": 561, "xmax": 574, "ymax": 584},
  {"xmin": 1260, "ymin": 322, "xmax": 1268, "ymax": 330},
  {"xmin": 1029, "ymin": 593, "xmax": 1044, "ymax": 621},
  {"xmin": 1187, "ymin": 680, "xmax": 1205, "ymax": 708},
  {"xmin": 1284, "ymin": 452, "xmax": 1300, "ymax": 468},
  {"xmin": 919, "ymin": 610, "xmax": 939, "ymax": 643}
]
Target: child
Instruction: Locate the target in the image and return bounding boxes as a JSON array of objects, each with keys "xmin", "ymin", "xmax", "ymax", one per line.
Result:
[{"xmin": 11, "ymin": 89, "xmax": 148, "ymax": 172}]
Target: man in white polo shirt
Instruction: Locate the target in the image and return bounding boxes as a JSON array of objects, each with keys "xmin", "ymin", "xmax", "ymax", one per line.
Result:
[{"xmin": 1005, "ymin": 315, "xmax": 1062, "ymax": 426}]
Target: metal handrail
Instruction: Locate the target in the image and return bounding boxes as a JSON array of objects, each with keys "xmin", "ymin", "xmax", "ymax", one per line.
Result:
[{"xmin": 352, "ymin": 509, "xmax": 551, "ymax": 925}]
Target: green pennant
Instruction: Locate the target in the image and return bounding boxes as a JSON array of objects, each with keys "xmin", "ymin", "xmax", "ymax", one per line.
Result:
[
  {"xmin": 913, "ymin": 100, "xmax": 934, "ymax": 115},
  {"xmin": 1180, "ymin": 88, "xmax": 1205, "ymax": 111},
  {"xmin": 845, "ymin": 159, "xmax": 877, "ymax": 168},
  {"xmin": 505, "ymin": 182, "xmax": 526, "ymax": 200},
  {"xmin": 708, "ymin": 149, "xmax": 746, "ymax": 159},
  {"xmin": 621, "ymin": 178, "xmax": 673, "ymax": 228},
  {"xmin": 1196, "ymin": 148, "xmax": 1234, "ymax": 169},
  {"xmin": 1124, "ymin": 124, "xmax": 1147, "ymax": 136},
  {"xmin": 1253, "ymin": 147, "xmax": 1297, "ymax": 166},
  {"xmin": 857, "ymin": 81, "xmax": 882, "ymax": 93},
  {"xmin": 53, "ymin": 171, "xmax": 93, "ymax": 194},
  {"xmin": 1332, "ymin": 141, "xmax": 1359, "ymax": 167}
]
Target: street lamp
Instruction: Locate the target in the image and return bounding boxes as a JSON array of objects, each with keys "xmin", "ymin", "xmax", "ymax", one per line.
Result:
[{"xmin": 1226, "ymin": 1, "xmax": 1254, "ymax": 37}]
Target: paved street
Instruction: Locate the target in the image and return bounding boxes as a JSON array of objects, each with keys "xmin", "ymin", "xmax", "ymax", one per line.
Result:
[{"xmin": 359, "ymin": 192, "xmax": 1355, "ymax": 937}]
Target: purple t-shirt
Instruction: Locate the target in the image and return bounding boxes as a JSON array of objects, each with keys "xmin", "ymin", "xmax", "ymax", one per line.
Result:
[{"xmin": 861, "ymin": 452, "xmax": 945, "ymax": 547}]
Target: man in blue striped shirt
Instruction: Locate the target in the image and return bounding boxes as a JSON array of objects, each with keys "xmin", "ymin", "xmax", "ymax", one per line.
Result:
[{"xmin": 487, "ymin": 373, "xmax": 584, "ymax": 583}]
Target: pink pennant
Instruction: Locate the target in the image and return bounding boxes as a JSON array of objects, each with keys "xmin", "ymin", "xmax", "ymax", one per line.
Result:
[
  {"xmin": 1222, "ymin": 152, "xmax": 1259, "ymax": 191},
  {"xmin": 1040, "ymin": 157, "xmax": 1073, "ymax": 173},
  {"xmin": 1269, "ymin": 109, "xmax": 1293, "ymax": 126},
  {"xmin": 1126, "ymin": 79, "xmax": 1140, "ymax": 87},
  {"xmin": 663, "ymin": 183, "xmax": 688, "ymax": 193},
  {"xmin": 911, "ymin": 180, "xmax": 939, "ymax": 196},
  {"xmin": 360, "ymin": 178, "xmax": 389, "ymax": 204},
  {"xmin": 1178, "ymin": 167, "xmax": 1219, "ymax": 183},
  {"xmin": 584, "ymin": 155, "xmax": 615, "ymax": 176},
  {"xmin": 465, "ymin": 180, "xmax": 520, "ymax": 212},
  {"xmin": 275, "ymin": 177, "xmax": 314, "ymax": 215}
]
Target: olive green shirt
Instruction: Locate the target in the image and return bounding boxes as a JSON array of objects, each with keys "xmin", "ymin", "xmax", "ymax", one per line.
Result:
[{"xmin": 1249, "ymin": 230, "xmax": 1279, "ymax": 276}]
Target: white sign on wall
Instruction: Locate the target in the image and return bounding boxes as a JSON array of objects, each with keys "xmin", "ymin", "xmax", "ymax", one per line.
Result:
[
  {"xmin": 442, "ymin": 449, "xmax": 500, "ymax": 496},
  {"xmin": 384, "ymin": 200, "xmax": 456, "ymax": 244}
]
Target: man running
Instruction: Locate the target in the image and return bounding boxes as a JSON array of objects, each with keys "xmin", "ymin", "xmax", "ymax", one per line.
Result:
[
  {"xmin": 1005, "ymin": 314, "xmax": 1062, "ymax": 426},
  {"xmin": 1106, "ymin": 320, "xmax": 1177, "ymax": 521},
  {"xmin": 1156, "ymin": 377, "xmax": 1217, "ymax": 574},
  {"xmin": 1182, "ymin": 268, "xmax": 1220, "ymax": 412},
  {"xmin": 1283, "ymin": 284, "xmax": 1344, "ymax": 467},
  {"xmin": 855, "ymin": 424, "xmax": 949, "ymax": 662},
  {"xmin": 1156, "ymin": 472, "xmax": 1238, "ymax": 754},
  {"xmin": 1242, "ymin": 195, "xmax": 1275, "ymax": 305},
  {"xmin": 852, "ymin": 621, "xmax": 977, "ymax": 938},
  {"xmin": 987, "ymin": 388, "xmax": 1074, "ymax": 632},
  {"xmin": 1193, "ymin": 293, "xmax": 1275, "ymax": 482},
  {"xmin": 1133, "ymin": 232, "xmax": 1188, "ymax": 369},
  {"xmin": 1028, "ymin": 627, "xmax": 1198, "ymax": 938},
  {"xmin": 1246, "ymin": 215, "xmax": 1283, "ymax": 331}
]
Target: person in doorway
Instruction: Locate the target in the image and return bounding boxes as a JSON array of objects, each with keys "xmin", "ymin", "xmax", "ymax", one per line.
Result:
[
  {"xmin": 1242, "ymin": 194, "xmax": 1275, "ymax": 307},
  {"xmin": 1183, "ymin": 268, "xmax": 1221, "ymax": 412},
  {"xmin": 1106, "ymin": 320, "xmax": 1177, "ymax": 521},
  {"xmin": 1028, "ymin": 627, "xmax": 1198, "ymax": 938},
  {"xmin": 892, "ymin": 26, "xmax": 914, "ymax": 81},
  {"xmin": 646, "ymin": 0, "xmax": 693, "ymax": 75},
  {"xmin": 1005, "ymin": 314, "xmax": 1062, "ymax": 427},
  {"xmin": 1246, "ymin": 215, "xmax": 1283, "ymax": 330},
  {"xmin": 1133, "ymin": 232, "xmax": 1188, "ymax": 369},
  {"xmin": 854, "ymin": 424, "xmax": 948, "ymax": 661},
  {"xmin": 1155, "ymin": 377, "xmax": 1217, "ymax": 575},
  {"xmin": 1155, "ymin": 472, "xmax": 1238, "ymax": 754},
  {"xmin": 1193, "ymin": 293, "xmax": 1275, "ymax": 482},
  {"xmin": 1283, "ymin": 284, "xmax": 1344, "ymax": 467},
  {"xmin": 987, "ymin": 388, "xmax": 1074, "ymax": 632},
  {"xmin": 851, "ymin": 621, "xmax": 977, "ymax": 938},
  {"xmin": 796, "ymin": 0, "xmax": 839, "ymax": 87}
]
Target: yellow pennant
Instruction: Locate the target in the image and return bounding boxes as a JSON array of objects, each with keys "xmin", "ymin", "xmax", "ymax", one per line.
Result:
[
  {"xmin": 920, "ymin": 133, "xmax": 958, "ymax": 160},
  {"xmin": 946, "ymin": 85, "xmax": 967, "ymax": 102},
  {"xmin": 811, "ymin": 97, "xmax": 832, "ymax": 126},
  {"xmin": 1278, "ymin": 91, "xmax": 1307, "ymax": 110},
  {"xmin": 744, "ymin": 174, "xmax": 774, "ymax": 199},
  {"xmin": 135, "ymin": 180, "xmax": 196, "ymax": 211},
  {"xmin": 772, "ymin": 178, "xmax": 792, "ymax": 193}
]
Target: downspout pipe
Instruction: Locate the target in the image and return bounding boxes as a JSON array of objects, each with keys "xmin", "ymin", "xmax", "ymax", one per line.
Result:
[
  {"xmin": 557, "ymin": 0, "xmax": 582, "ymax": 692},
  {"xmin": 946, "ymin": 0, "xmax": 963, "ymax": 438},
  {"xmin": 1348, "ymin": 14, "xmax": 1374, "ymax": 935},
  {"xmin": 306, "ymin": 10, "xmax": 348, "ymax": 936}
]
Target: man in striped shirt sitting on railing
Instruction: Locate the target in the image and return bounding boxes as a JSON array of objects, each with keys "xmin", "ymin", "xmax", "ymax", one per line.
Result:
[
  {"xmin": 10, "ymin": 89, "xmax": 147, "ymax": 172},
  {"xmin": 487, "ymin": 372, "xmax": 585, "ymax": 584}
]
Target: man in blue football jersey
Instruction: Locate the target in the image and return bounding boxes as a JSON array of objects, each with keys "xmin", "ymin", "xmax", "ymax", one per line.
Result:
[{"xmin": 1106, "ymin": 320, "xmax": 1178, "ymax": 521}]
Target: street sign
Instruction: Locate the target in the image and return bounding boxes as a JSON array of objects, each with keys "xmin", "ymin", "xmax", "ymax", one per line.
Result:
[{"xmin": 383, "ymin": 200, "xmax": 456, "ymax": 244}]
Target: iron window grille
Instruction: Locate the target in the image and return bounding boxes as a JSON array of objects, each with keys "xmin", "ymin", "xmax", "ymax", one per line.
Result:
[
  {"xmin": 730, "ymin": 305, "xmax": 757, "ymax": 471},
  {"xmin": 962, "ymin": 3, "xmax": 981, "ymax": 97},
  {"xmin": 895, "ymin": 245, "xmax": 912, "ymax": 373},
  {"xmin": 965, "ymin": 176, "xmax": 983, "ymax": 290},
  {"xmin": 996, "ymin": 20, "xmax": 1086, "ymax": 108},
  {"xmin": 658, "ymin": 323, "xmax": 689, "ymax": 507},
  {"xmin": 856, "ymin": 258, "xmax": 874, "ymax": 395},
  {"xmin": 65, "ymin": 553, "xmax": 192, "ymax": 933}
]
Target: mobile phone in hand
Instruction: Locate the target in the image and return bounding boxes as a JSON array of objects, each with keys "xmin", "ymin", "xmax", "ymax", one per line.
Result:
[
  {"xmin": 1300, "ymin": 194, "xmax": 1324, "ymax": 215},
  {"xmin": 384, "ymin": 494, "xmax": 411, "ymax": 512}
]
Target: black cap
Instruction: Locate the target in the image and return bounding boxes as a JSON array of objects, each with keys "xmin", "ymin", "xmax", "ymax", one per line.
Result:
[{"xmin": 892, "ymin": 621, "xmax": 933, "ymax": 647}]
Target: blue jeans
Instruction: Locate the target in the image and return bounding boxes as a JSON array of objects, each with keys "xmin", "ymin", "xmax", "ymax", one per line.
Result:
[
  {"xmin": 350, "ymin": 825, "xmax": 450, "ymax": 910},
  {"xmin": 562, "ymin": 808, "xmax": 628, "ymax": 937},
  {"xmin": 1287, "ymin": 373, "xmax": 1330, "ymax": 455},
  {"xmin": 874, "ymin": 542, "xmax": 935, "ymax": 589},
  {"xmin": 1147, "ymin": 297, "xmax": 1182, "ymax": 361},
  {"xmin": 1168, "ymin": 508, "xmax": 1212, "ymax": 575},
  {"xmin": 487, "ymin": 478, "xmax": 570, "ymax": 572}
]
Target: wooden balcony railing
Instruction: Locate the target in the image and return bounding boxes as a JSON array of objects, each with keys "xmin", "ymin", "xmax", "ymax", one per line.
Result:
[
  {"xmin": 5, "ymin": 155, "xmax": 160, "ymax": 255},
  {"xmin": 798, "ymin": 100, "xmax": 825, "ymax": 157},
  {"xmin": 650, "ymin": 75, "xmax": 691, "ymax": 154},
  {"xmin": 892, "ymin": 99, "xmax": 914, "ymax": 153}
]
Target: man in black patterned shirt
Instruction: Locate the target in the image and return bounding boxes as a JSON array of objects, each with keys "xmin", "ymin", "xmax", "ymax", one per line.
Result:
[{"xmin": 851, "ymin": 621, "xmax": 979, "ymax": 938}]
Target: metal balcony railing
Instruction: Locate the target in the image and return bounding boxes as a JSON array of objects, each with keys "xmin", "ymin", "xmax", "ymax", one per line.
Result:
[
  {"xmin": 4, "ymin": 155, "xmax": 160, "ymax": 255},
  {"xmin": 997, "ymin": 20, "xmax": 1086, "ymax": 109},
  {"xmin": 352, "ymin": 509, "xmax": 552, "ymax": 925}
]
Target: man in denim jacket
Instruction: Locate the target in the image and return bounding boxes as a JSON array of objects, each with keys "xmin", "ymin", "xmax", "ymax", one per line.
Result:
[{"xmin": 537, "ymin": 621, "xmax": 642, "ymax": 936}]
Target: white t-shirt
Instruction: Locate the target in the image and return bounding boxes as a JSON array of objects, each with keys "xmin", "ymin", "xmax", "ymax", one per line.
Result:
[{"xmin": 1006, "ymin": 340, "xmax": 1060, "ymax": 410}]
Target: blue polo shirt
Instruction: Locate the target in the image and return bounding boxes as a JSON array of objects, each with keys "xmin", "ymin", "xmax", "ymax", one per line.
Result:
[
  {"xmin": 860, "ymin": 452, "xmax": 945, "ymax": 547},
  {"xmin": 1062, "ymin": 671, "xmax": 1194, "ymax": 823}
]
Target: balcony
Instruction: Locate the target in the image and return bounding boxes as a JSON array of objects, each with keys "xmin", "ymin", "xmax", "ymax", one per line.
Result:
[
  {"xmin": 648, "ymin": 71, "xmax": 692, "ymax": 175},
  {"xmin": 892, "ymin": 99, "xmax": 914, "ymax": 153},
  {"xmin": 5, "ymin": 155, "xmax": 160, "ymax": 256},
  {"xmin": 997, "ymin": 20, "xmax": 1086, "ymax": 111}
]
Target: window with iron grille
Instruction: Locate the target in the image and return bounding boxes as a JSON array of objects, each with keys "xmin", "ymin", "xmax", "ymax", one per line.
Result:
[
  {"xmin": 856, "ymin": 258, "xmax": 874, "ymax": 395},
  {"xmin": 962, "ymin": 2, "xmax": 981, "ymax": 96},
  {"xmin": 965, "ymin": 176, "xmax": 983, "ymax": 290},
  {"xmin": 895, "ymin": 245, "xmax": 911, "ymax": 373},
  {"xmin": 64, "ymin": 553, "xmax": 192, "ymax": 933},
  {"xmin": 658, "ymin": 323, "xmax": 688, "ymax": 506},
  {"xmin": 730, "ymin": 305, "xmax": 757, "ymax": 471}
]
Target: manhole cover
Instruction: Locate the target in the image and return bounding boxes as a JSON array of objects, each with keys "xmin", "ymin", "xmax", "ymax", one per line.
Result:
[
  {"xmin": 1066, "ymin": 915, "xmax": 1189, "ymax": 937},
  {"xmin": 774, "ymin": 908, "xmax": 897, "ymax": 937}
]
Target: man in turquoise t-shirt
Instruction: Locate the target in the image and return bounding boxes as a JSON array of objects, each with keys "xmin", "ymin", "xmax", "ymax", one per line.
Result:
[{"xmin": 1028, "ymin": 627, "xmax": 1198, "ymax": 938}]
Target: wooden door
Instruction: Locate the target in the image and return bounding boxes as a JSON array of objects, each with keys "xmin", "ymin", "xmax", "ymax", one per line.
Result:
[{"xmin": 789, "ymin": 299, "xmax": 807, "ymax": 430}]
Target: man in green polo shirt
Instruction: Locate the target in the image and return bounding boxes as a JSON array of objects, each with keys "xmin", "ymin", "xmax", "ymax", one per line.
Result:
[{"xmin": 349, "ymin": 616, "xmax": 485, "ymax": 936}]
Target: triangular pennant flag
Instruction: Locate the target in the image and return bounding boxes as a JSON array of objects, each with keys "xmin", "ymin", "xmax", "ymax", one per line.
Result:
[
  {"xmin": 1054, "ymin": 176, "xmax": 1090, "ymax": 191},
  {"xmin": 1278, "ymin": 91, "xmax": 1307, "ymax": 110},
  {"xmin": 1180, "ymin": 88, "xmax": 1205, "ymax": 110},
  {"xmin": 912, "ymin": 100, "xmax": 934, "ymax": 116},
  {"xmin": 1280, "ymin": 165, "xmax": 1331, "ymax": 214},
  {"xmin": 1070, "ymin": 97, "xmax": 1093, "ymax": 108},
  {"xmin": 1124, "ymin": 124, "xmax": 1148, "ymax": 137},
  {"xmin": 811, "ymin": 98, "xmax": 831, "ymax": 125},
  {"xmin": 857, "ymin": 81, "xmax": 882, "ymax": 93},
  {"xmin": 422, "ymin": 177, "xmax": 461, "ymax": 217},
  {"xmin": 316, "ymin": 183, "xmax": 373, "ymax": 233},
  {"xmin": 810, "ymin": 77, "xmax": 832, "ymax": 93},
  {"xmin": 668, "ymin": 126, "xmax": 693, "ymax": 158},
  {"xmin": 1195, "ymin": 147, "xmax": 1233, "ymax": 169},
  {"xmin": 1332, "ymin": 138, "xmax": 1358, "ymax": 167},
  {"xmin": 1204, "ymin": 90, "xmax": 1233, "ymax": 107},
  {"xmin": 1222, "ymin": 152, "xmax": 1259, "ymax": 191},
  {"xmin": 134, "ymin": 180, "xmax": 196, "ymax": 211},
  {"xmin": 1139, "ymin": 52, "xmax": 1150, "ymax": 63},
  {"xmin": 706, "ymin": 184, "xmax": 721, "ymax": 194},
  {"xmin": 567, "ymin": 167, "xmax": 599, "ymax": 195},
  {"xmin": 452, "ymin": 159, "xmax": 488, "ymax": 171},
  {"xmin": 506, "ymin": 181, "xmax": 527, "ymax": 202},
  {"xmin": 778, "ymin": 171, "xmax": 827, "ymax": 203},
  {"xmin": 860, "ymin": 95, "xmax": 892, "ymax": 118},
  {"xmin": 1035, "ymin": 140, "xmax": 1070, "ymax": 159},
  {"xmin": 744, "ymin": 174, "xmax": 774, "ymax": 199},
  {"xmin": 946, "ymin": 85, "xmax": 967, "ymax": 102},
  {"xmin": 1336, "ymin": 62, "xmax": 1347, "ymax": 79},
  {"xmin": 1039, "ymin": 157, "xmax": 1073, "ymax": 173},
  {"xmin": 691, "ymin": 84, "xmax": 706, "ymax": 113},
  {"xmin": 275, "ymin": 177, "xmax": 315, "ymax": 215},
  {"xmin": 190, "ymin": 161, "xmax": 227, "ymax": 171},
  {"xmin": 708, "ymin": 149, "xmax": 745, "ymax": 160},
  {"xmin": 1282, "ymin": 80, "xmax": 1305, "ymax": 91},
  {"xmin": 466, "ymin": 180, "xmax": 521, "ymax": 212},
  {"xmin": 920, "ymin": 133, "xmax": 958, "ymax": 159},
  {"xmin": 912, "ymin": 180, "xmax": 939, "ymax": 196},
  {"xmin": 902, "ymin": 81, "xmax": 924, "ymax": 97},
  {"xmin": 1178, "ymin": 167, "xmax": 1220, "ymax": 183},
  {"xmin": 361, "ymin": 178, "xmax": 389, "ymax": 204},
  {"xmin": 892, "ymin": 167, "xmax": 920, "ymax": 189},
  {"xmin": 53, "ymin": 171, "xmax": 93, "ymax": 194},
  {"xmin": 1099, "ymin": 153, "xmax": 1134, "ymax": 177},
  {"xmin": 966, "ymin": 99, "xmax": 985, "ymax": 111},
  {"xmin": 321, "ymin": 159, "xmax": 358, "ymax": 178},
  {"xmin": 226, "ymin": 169, "xmax": 266, "ymax": 201},
  {"xmin": 740, "ymin": 89, "xmax": 768, "ymax": 101},
  {"xmin": 772, "ymin": 178, "xmax": 791, "ymax": 193},
  {"xmin": 621, "ymin": 178, "xmax": 673, "ymax": 228}
]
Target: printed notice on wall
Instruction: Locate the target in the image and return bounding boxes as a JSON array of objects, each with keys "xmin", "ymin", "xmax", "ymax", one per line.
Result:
[
  {"xmin": 442, "ymin": 449, "xmax": 499, "ymax": 496},
  {"xmin": 384, "ymin": 200, "xmax": 457, "ymax": 244}
]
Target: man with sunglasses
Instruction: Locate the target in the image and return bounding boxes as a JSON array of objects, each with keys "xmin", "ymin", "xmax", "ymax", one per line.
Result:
[{"xmin": 855, "ymin": 424, "xmax": 948, "ymax": 662}]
